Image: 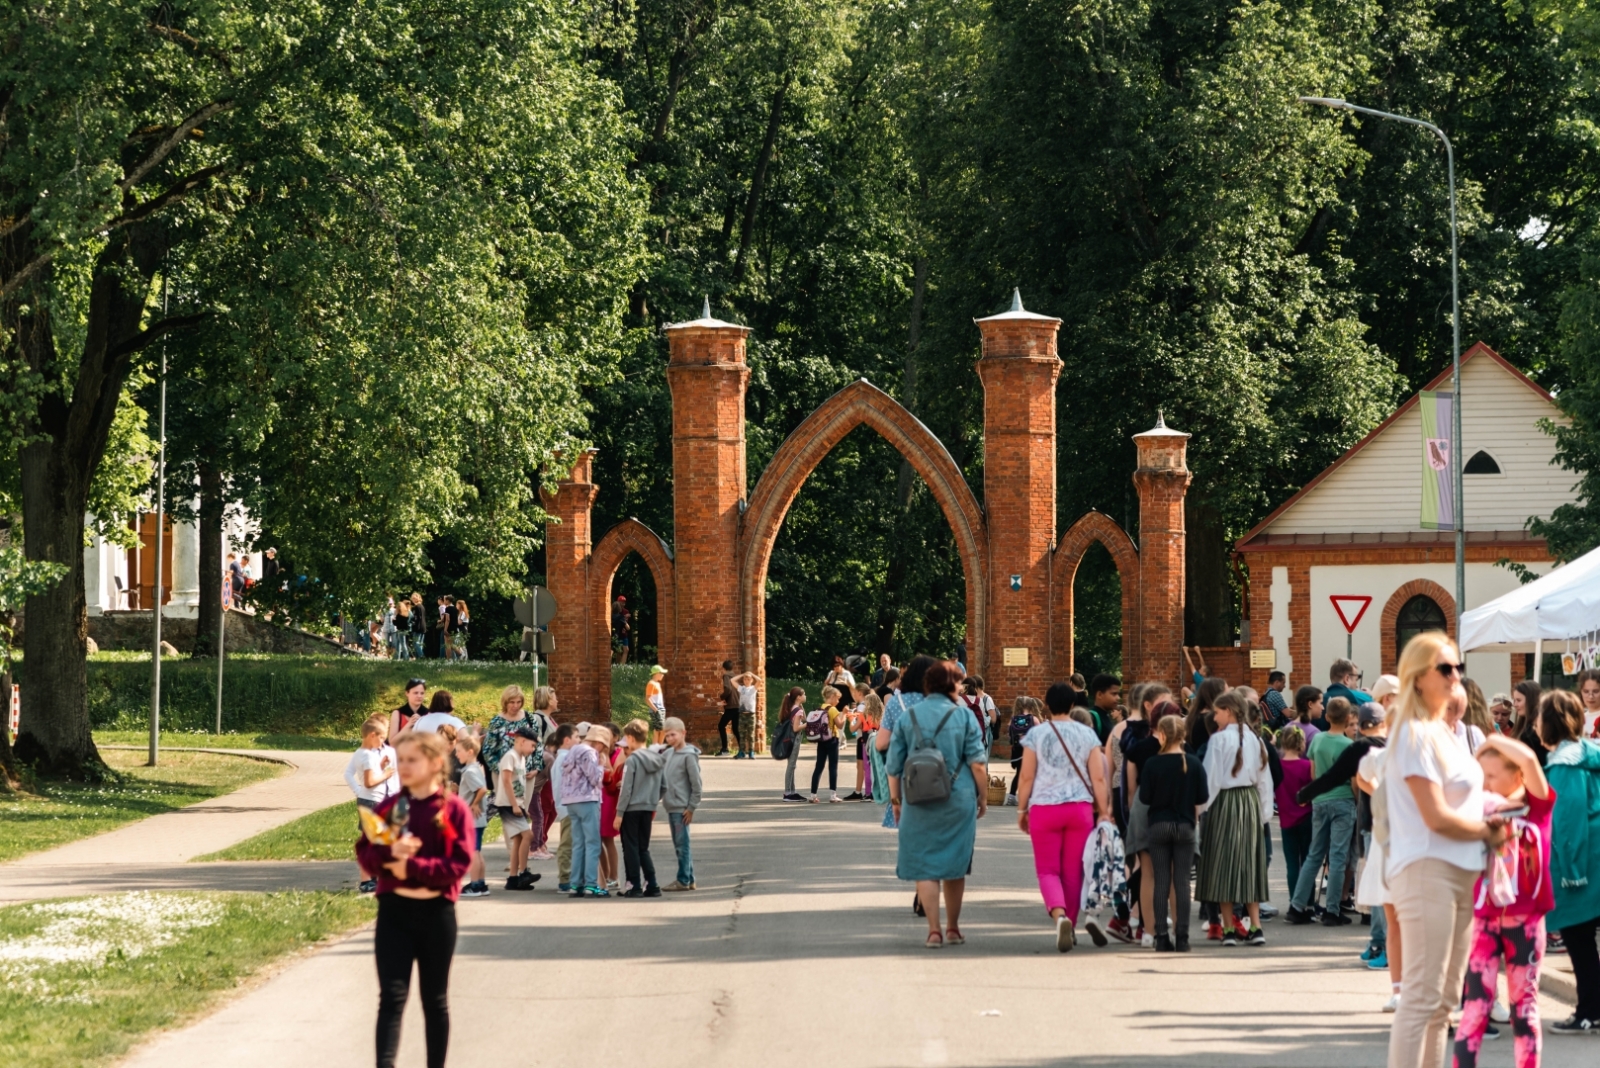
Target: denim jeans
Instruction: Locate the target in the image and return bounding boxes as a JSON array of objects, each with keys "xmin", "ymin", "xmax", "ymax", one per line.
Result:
[
  {"xmin": 668, "ymin": 811, "xmax": 693, "ymax": 886},
  {"xmin": 1291, "ymin": 797, "xmax": 1356, "ymax": 912},
  {"xmin": 567, "ymin": 801, "xmax": 601, "ymax": 890},
  {"xmin": 1281, "ymin": 819, "xmax": 1312, "ymax": 903},
  {"xmin": 393, "ymin": 633, "xmax": 410, "ymax": 660}
]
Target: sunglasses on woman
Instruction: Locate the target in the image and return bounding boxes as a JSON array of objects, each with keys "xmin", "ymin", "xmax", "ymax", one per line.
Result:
[{"xmin": 1433, "ymin": 662, "xmax": 1466, "ymax": 678}]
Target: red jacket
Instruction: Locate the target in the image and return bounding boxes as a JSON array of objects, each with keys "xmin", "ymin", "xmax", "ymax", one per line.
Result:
[{"xmin": 354, "ymin": 789, "xmax": 474, "ymax": 901}]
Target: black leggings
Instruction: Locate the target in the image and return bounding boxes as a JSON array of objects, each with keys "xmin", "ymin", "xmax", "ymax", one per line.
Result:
[
  {"xmin": 375, "ymin": 894, "xmax": 457, "ymax": 1068},
  {"xmin": 717, "ymin": 709, "xmax": 741, "ymax": 751},
  {"xmin": 1010, "ymin": 746, "xmax": 1024, "ymax": 794},
  {"xmin": 621, "ymin": 810, "xmax": 657, "ymax": 892},
  {"xmin": 811, "ymin": 737, "xmax": 839, "ymax": 793},
  {"xmin": 1562, "ymin": 916, "xmax": 1600, "ymax": 1020},
  {"xmin": 1147, "ymin": 820, "xmax": 1196, "ymax": 938}
]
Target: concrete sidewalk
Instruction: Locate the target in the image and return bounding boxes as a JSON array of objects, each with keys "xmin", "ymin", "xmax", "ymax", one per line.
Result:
[
  {"xmin": 115, "ymin": 758, "xmax": 1587, "ymax": 1068},
  {"xmin": 0, "ymin": 748, "xmax": 354, "ymax": 904}
]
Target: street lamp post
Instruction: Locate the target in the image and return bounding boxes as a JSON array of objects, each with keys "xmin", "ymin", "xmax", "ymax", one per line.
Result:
[{"xmin": 1298, "ymin": 96, "xmax": 1465, "ymax": 632}]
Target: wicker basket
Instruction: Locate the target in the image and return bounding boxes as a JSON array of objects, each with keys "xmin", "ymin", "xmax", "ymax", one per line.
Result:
[{"xmin": 986, "ymin": 774, "xmax": 1009, "ymax": 807}]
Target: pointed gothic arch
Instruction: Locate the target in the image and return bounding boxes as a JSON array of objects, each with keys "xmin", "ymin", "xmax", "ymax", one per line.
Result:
[
  {"xmin": 590, "ymin": 518, "xmax": 676, "ymax": 715},
  {"xmin": 739, "ymin": 379, "xmax": 987, "ymax": 686},
  {"xmin": 1054, "ymin": 510, "xmax": 1141, "ymax": 679}
]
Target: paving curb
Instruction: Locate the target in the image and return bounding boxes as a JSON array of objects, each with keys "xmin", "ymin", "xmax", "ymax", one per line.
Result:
[
  {"xmin": 1541, "ymin": 961, "xmax": 1579, "ymax": 1006},
  {"xmin": 98, "ymin": 744, "xmax": 299, "ymax": 768}
]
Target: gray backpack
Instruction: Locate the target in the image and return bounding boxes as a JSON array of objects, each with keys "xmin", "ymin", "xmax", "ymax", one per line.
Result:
[{"xmin": 902, "ymin": 706, "xmax": 956, "ymax": 805}]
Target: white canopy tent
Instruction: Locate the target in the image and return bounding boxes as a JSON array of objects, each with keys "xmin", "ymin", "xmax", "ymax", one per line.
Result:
[{"xmin": 1458, "ymin": 542, "xmax": 1600, "ymax": 655}]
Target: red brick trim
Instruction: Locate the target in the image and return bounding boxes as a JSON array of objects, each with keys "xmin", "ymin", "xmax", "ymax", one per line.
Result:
[
  {"xmin": 740, "ymin": 379, "xmax": 987, "ymax": 683},
  {"xmin": 589, "ymin": 518, "xmax": 677, "ymax": 717},
  {"xmin": 1379, "ymin": 579, "xmax": 1457, "ymax": 676},
  {"xmin": 1053, "ymin": 511, "xmax": 1140, "ymax": 679}
]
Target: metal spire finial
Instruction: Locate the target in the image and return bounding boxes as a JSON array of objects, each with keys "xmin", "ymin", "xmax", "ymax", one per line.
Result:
[
  {"xmin": 1010, "ymin": 288, "xmax": 1024, "ymax": 313},
  {"xmin": 701, "ymin": 295, "xmax": 711, "ymax": 319},
  {"xmin": 1155, "ymin": 409, "xmax": 1167, "ymax": 429}
]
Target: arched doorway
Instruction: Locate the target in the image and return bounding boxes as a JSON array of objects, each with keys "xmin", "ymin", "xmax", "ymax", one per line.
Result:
[
  {"xmin": 590, "ymin": 518, "xmax": 676, "ymax": 717},
  {"xmin": 740, "ymin": 380, "xmax": 987, "ymax": 703},
  {"xmin": 1054, "ymin": 510, "xmax": 1140, "ymax": 679},
  {"xmin": 1395, "ymin": 595, "xmax": 1447, "ymax": 659},
  {"xmin": 1379, "ymin": 579, "xmax": 1456, "ymax": 675}
]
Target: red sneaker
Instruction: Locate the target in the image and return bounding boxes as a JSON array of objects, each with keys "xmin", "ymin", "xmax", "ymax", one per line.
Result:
[
  {"xmin": 1207, "ymin": 922, "xmax": 1224, "ymax": 941},
  {"xmin": 1233, "ymin": 917, "xmax": 1250, "ymax": 940},
  {"xmin": 1106, "ymin": 918, "xmax": 1136, "ymax": 944}
]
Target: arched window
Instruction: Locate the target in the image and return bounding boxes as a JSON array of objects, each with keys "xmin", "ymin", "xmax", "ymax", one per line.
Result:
[
  {"xmin": 1464, "ymin": 450, "xmax": 1501, "ymax": 475},
  {"xmin": 1396, "ymin": 595, "xmax": 1448, "ymax": 659}
]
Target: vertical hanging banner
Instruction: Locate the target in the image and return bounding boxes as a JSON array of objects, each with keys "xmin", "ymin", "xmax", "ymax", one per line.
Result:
[{"xmin": 1420, "ymin": 390, "xmax": 1456, "ymax": 530}]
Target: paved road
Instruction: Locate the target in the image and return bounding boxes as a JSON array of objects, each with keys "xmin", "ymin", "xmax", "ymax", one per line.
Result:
[
  {"xmin": 115, "ymin": 757, "xmax": 1588, "ymax": 1068},
  {"xmin": 0, "ymin": 749, "xmax": 355, "ymax": 904}
]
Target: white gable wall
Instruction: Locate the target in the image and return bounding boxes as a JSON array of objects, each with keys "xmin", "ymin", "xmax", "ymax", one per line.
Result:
[{"xmin": 1267, "ymin": 356, "xmax": 1574, "ymax": 534}]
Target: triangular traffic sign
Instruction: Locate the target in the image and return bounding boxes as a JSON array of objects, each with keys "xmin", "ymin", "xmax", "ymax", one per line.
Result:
[{"xmin": 1330, "ymin": 595, "xmax": 1373, "ymax": 634}]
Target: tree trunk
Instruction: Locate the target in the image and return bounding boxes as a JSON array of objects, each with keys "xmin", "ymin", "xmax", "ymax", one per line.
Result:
[
  {"xmin": 11, "ymin": 227, "xmax": 164, "ymax": 778},
  {"xmin": 733, "ymin": 73, "xmax": 791, "ymax": 284},
  {"xmin": 1184, "ymin": 497, "xmax": 1232, "ymax": 647},
  {"xmin": 0, "ymin": 651, "xmax": 17, "ymax": 791},
  {"xmin": 192, "ymin": 464, "xmax": 223, "ymax": 659}
]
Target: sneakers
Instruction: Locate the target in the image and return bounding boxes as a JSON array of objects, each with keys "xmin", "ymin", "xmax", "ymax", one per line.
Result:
[
  {"xmin": 460, "ymin": 881, "xmax": 490, "ymax": 898},
  {"xmin": 1320, "ymin": 911, "xmax": 1353, "ymax": 926},
  {"xmin": 1246, "ymin": 927, "xmax": 1266, "ymax": 946},
  {"xmin": 1483, "ymin": 1024, "xmax": 1501, "ymax": 1040},
  {"xmin": 529, "ymin": 849, "xmax": 554, "ymax": 861},
  {"xmin": 1154, "ymin": 933, "xmax": 1175, "ymax": 952},
  {"xmin": 1548, "ymin": 931, "xmax": 1568, "ymax": 954},
  {"xmin": 1174, "ymin": 932, "xmax": 1191, "ymax": 953},
  {"xmin": 605, "ymin": 880, "xmax": 620, "ymax": 891},
  {"xmin": 1055, "ymin": 916, "xmax": 1075, "ymax": 953},
  {"xmin": 642, "ymin": 885, "xmax": 663, "ymax": 898},
  {"xmin": 663, "ymin": 881, "xmax": 696, "ymax": 891},
  {"xmin": 507, "ymin": 874, "xmax": 533, "ymax": 891},
  {"xmin": 1207, "ymin": 922, "xmax": 1224, "ymax": 942},
  {"xmin": 809, "ymin": 794, "xmax": 820, "ymax": 803},
  {"xmin": 1383, "ymin": 993, "xmax": 1401, "ymax": 1013},
  {"xmin": 1083, "ymin": 917, "xmax": 1109, "ymax": 947},
  {"xmin": 1549, "ymin": 1014, "xmax": 1600, "ymax": 1034},
  {"xmin": 829, "ymin": 793, "xmax": 843, "ymax": 803},
  {"xmin": 843, "ymin": 792, "xmax": 864, "ymax": 800},
  {"xmin": 1106, "ymin": 917, "xmax": 1136, "ymax": 944},
  {"xmin": 622, "ymin": 888, "xmax": 644, "ymax": 898},
  {"xmin": 557, "ymin": 883, "xmax": 572, "ymax": 893},
  {"xmin": 781, "ymin": 793, "xmax": 806, "ymax": 802},
  {"xmin": 1004, "ymin": 793, "xmax": 1018, "ymax": 806},
  {"xmin": 1284, "ymin": 906, "xmax": 1313, "ymax": 925},
  {"xmin": 1367, "ymin": 951, "xmax": 1389, "ymax": 970},
  {"xmin": 358, "ymin": 879, "xmax": 378, "ymax": 894},
  {"xmin": 1491, "ymin": 999, "xmax": 1510, "ymax": 1025},
  {"xmin": 1258, "ymin": 903, "xmax": 1279, "ymax": 920},
  {"xmin": 1232, "ymin": 917, "xmax": 1250, "ymax": 940},
  {"xmin": 1222, "ymin": 929, "xmax": 1240, "ymax": 947},
  {"xmin": 1360, "ymin": 942, "xmax": 1381, "ymax": 962},
  {"xmin": 1141, "ymin": 931, "xmax": 1155, "ymax": 948}
]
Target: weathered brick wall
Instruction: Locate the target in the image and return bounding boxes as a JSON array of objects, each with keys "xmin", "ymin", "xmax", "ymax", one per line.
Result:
[
  {"xmin": 1132, "ymin": 423, "xmax": 1192, "ymax": 691},
  {"xmin": 975, "ymin": 310, "xmax": 1062, "ymax": 708},
  {"xmin": 541, "ymin": 450, "xmax": 600, "ymax": 714},
  {"xmin": 589, "ymin": 519, "xmax": 676, "ymax": 718}
]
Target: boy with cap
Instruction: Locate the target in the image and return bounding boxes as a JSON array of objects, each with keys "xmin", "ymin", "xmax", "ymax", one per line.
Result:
[
  {"xmin": 660, "ymin": 717, "xmax": 704, "ymax": 890},
  {"xmin": 497, "ymin": 724, "xmax": 542, "ymax": 890},
  {"xmin": 645, "ymin": 665, "xmax": 668, "ymax": 743}
]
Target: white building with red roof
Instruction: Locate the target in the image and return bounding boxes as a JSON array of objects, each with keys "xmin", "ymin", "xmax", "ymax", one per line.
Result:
[{"xmin": 1236, "ymin": 342, "xmax": 1576, "ymax": 698}]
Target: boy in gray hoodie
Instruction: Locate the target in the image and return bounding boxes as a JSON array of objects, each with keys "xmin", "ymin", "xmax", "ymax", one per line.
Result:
[
  {"xmin": 614, "ymin": 719, "xmax": 669, "ymax": 897},
  {"xmin": 660, "ymin": 716, "xmax": 704, "ymax": 890}
]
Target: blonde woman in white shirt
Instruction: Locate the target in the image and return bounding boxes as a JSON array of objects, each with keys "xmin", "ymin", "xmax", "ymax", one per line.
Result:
[
  {"xmin": 1385, "ymin": 632, "xmax": 1507, "ymax": 1068},
  {"xmin": 1196, "ymin": 688, "xmax": 1274, "ymax": 946}
]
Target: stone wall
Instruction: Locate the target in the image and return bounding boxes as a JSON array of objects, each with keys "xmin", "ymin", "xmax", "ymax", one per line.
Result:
[{"xmin": 74, "ymin": 609, "xmax": 357, "ymax": 657}]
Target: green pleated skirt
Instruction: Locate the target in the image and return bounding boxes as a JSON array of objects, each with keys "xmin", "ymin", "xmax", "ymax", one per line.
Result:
[{"xmin": 1196, "ymin": 785, "xmax": 1268, "ymax": 904}]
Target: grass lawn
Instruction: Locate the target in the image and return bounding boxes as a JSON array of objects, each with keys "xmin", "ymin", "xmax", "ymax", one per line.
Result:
[
  {"xmin": 0, "ymin": 890, "xmax": 373, "ymax": 1068},
  {"xmin": 93, "ymin": 731, "xmax": 356, "ymax": 751},
  {"xmin": 197, "ymin": 801, "xmax": 503, "ymax": 862},
  {"xmin": 0, "ymin": 750, "xmax": 285, "ymax": 863}
]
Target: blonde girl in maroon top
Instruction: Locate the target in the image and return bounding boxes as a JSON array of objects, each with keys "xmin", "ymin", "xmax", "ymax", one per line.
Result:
[{"xmin": 355, "ymin": 730, "xmax": 474, "ymax": 1068}]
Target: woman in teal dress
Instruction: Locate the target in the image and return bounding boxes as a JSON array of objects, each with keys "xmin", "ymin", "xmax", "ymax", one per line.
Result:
[
  {"xmin": 887, "ymin": 659, "xmax": 989, "ymax": 948},
  {"xmin": 876, "ymin": 655, "xmax": 937, "ymax": 829}
]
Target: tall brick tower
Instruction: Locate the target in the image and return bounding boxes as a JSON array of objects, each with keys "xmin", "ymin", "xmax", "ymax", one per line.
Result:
[
  {"xmin": 664, "ymin": 301, "xmax": 751, "ymax": 734},
  {"xmin": 1132, "ymin": 415, "xmax": 1192, "ymax": 689},
  {"xmin": 541, "ymin": 449, "xmax": 600, "ymax": 713},
  {"xmin": 975, "ymin": 291, "xmax": 1062, "ymax": 704}
]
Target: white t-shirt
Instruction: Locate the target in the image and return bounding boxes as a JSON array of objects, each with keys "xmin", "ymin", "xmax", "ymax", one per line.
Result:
[
  {"xmin": 412, "ymin": 712, "xmax": 466, "ymax": 734},
  {"xmin": 1021, "ymin": 719, "xmax": 1099, "ymax": 806},
  {"xmin": 1386, "ymin": 718, "xmax": 1485, "ymax": 876},
  {"xmin": 496, "ymin": 750, "xmax": 527, "ymax": 809},
  {"xmin": 457, "ymin": 762, "xmax": 489, "ymax": 827},
  {"xmin": 738, "ymin": 685, "xmax": 758, "ymax": 713},
  {"xmin": 1451, "ymin": 718, "xmax": 1485, "ymax": 755},
  {"xmin": 344, "ymin": 745, "xmax": 397, "ymax": 803}
]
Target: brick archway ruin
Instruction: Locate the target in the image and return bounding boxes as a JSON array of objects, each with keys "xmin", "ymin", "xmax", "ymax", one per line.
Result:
[
  {"xmin": 740, "ymin": 379, "xmax": 989, "ymax": 696},
  {"xmin": 590, "ymin": 518, "xmax": 677, "ymax": 715},
  {"xmin": 542, "ymin": 298, "xmax": 1194, "ymax": 740},
  {"xmin": 1055, "ymin": 511, "xmax": 1141, "ymax": 680}
]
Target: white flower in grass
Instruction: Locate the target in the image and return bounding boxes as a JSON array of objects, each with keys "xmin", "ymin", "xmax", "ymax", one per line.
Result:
[{"xmin": 0, "ymin": 892, "xmax": 224, "ymax": 976}]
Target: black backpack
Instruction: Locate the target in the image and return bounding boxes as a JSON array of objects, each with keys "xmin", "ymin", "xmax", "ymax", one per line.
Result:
[{"xmin": 770, "ymin": 717, "xmax": 795, "ymax": 761}]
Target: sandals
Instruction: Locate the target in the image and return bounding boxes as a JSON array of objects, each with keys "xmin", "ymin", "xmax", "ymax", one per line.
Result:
[
  {"xmin": 925, "ymin": 931, "xmax": 944, "ymax": 949},
  {"xmin": 945, "ymin": 928, "xmax": 965, "ymax": 946}
]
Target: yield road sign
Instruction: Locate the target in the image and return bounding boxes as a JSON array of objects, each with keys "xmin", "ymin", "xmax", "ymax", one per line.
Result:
[{"xmin": 1330, "ymin": 595, "xmax": 1373, "ymax": 634}]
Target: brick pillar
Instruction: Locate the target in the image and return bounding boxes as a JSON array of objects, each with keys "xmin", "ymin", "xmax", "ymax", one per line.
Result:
[
  {"xmin": 1132, "ymin": 417, "xmax": 1192, "ymax": 690},
  {"xmin": 664, "ymin": 305, "xmax": 751, "ymax": 738},
  {"xmin": 975, "ymin": 291, "xmax": 1061, "ymax": 707},
  {"xmin": 541, "ymin": 450, "xmax": 601, "ymax": 715}
]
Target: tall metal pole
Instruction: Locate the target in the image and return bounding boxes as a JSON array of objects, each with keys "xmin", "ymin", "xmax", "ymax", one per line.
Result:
[
  {"xmin": 1298, "ymin": 97, "xmax": 1465, "ymax": 629},
  {"xmin": 215, "ymin": 562, "xmax": 226, "ymax": 735},
  {"xmin": 148, "ymin": 273, "xmax": 169, "ymax": 767}
]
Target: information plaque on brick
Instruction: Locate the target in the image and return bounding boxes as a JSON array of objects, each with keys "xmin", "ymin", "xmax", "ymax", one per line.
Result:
[
  {"xmin": 1003, "ymin": 647, "xmax": 1029, "ymax": 667},
  {"xmin": 1249, "ymin": 648, "xmax": 1276, "ymax": 669}
]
